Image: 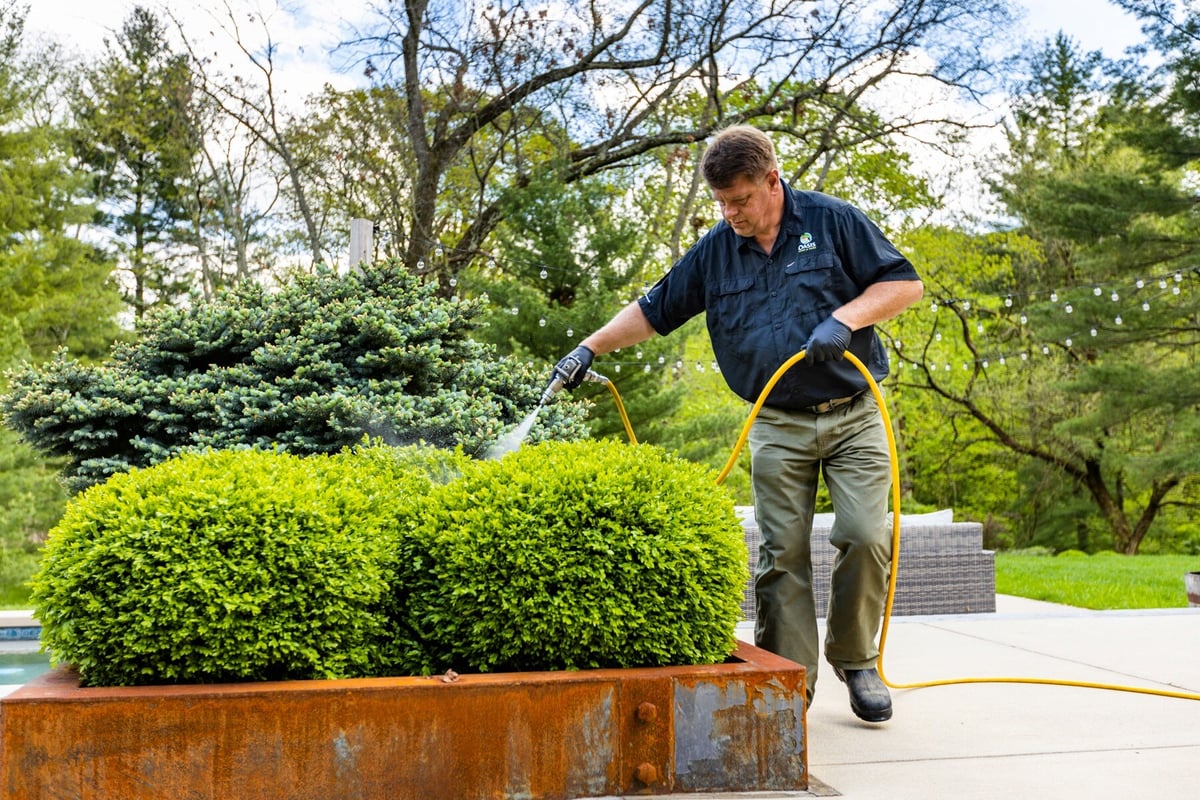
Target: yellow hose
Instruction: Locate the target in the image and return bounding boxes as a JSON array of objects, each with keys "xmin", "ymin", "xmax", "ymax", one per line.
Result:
[
  {"xmin": 604, "ymin": 379, "xmax": 638, "ymax": 445},
  {"xmin": 603, "ymin": 350, "xmax": 1200, "ymax": 702}
]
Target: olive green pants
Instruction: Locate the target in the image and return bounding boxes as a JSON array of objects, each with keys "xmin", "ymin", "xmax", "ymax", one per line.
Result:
[{"xmin": 748, "ymin": 392, "xmax": 892, "ymax": 699}]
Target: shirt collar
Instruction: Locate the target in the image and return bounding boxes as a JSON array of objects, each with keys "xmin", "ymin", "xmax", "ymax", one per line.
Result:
[
  {"xmin": 779, "ymin": 179, "xmax": 804, "ymax": 232},
  {"xmin": 731, "ymin": 178, "xmax": 800, "ymax": 253}
]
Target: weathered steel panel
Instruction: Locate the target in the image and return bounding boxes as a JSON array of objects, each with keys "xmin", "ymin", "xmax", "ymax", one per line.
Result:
[
  {"xmin": 0, "ymin": 642, "xmax": 805, "ymax": 799},
  {"xmin": 673, "ymin": 675, "xmax": 806, "ymax": 792}
]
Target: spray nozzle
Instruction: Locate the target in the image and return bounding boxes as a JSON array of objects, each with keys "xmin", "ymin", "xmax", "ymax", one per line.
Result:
[
  {"xmin": 539, "ymin": 369, "xmax": 608, "ymax": 406},
  {"xmin": 539, "ymin": 375, "xmax": 565, "ymax": 406}
]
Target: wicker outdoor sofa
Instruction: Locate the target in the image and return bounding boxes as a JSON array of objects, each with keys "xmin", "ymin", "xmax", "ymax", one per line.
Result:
[{"xmin": 737, "ymin": 507, "xmax": 996, "ymax": 620}]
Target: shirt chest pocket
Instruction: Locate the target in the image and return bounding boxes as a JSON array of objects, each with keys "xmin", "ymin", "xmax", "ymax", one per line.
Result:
[
  {"xmin": 708, "ymin": 275, "xmax": 758, "ymax": 330},
  {"xmin": 783, "ymin": 250, "xmax": 840, "ymax": 311}
]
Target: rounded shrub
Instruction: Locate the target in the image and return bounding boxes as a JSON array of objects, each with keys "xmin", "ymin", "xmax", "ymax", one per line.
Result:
[
  {"xmin": 397, "ymin": 439, "xmax": 748, "ymax": 674},
  {"xmin": 31, "ymin": 444, "xmax": 468, "ymax": 686}
]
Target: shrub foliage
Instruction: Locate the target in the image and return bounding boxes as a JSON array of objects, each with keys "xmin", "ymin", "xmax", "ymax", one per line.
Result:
[
  {"xmin": 1, "ymin": 262, "xmax": 588, "ymax": 491},
  {"xmin": 31, "ymin": 445, "xmax": 469, "ymax": 686},
  {"xmin": 398, "ymin": 440, "xmax": 747, "ymax": 674},
  {"xmin": 33, "ymin": 440, "xmax": 747, "ymax": 685}
]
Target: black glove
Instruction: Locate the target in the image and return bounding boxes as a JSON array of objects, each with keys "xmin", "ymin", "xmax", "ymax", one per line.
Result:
[
  {"xmin": 552, "ymin": 344, "xmax": 595, "ymax": 390},
  {"xmin": 804, "ymin": 316, "xmax": 852, "ymax": 362}
]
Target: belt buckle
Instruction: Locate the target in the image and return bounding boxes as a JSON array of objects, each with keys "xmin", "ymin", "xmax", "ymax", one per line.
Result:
[{"xmin": 808, "ymin": 393, "xmax": 857, "ymax": 414}]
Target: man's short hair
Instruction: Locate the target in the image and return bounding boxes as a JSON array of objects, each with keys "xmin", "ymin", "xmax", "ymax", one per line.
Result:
[{"xmin": 700, "ymin": 125, "xmax": 778, "ymax": 189}]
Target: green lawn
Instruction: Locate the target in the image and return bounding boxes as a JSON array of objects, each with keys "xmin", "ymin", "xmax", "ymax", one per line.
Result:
[{"xmin": 995, "ymin": 552, "xmax": 1200, "ymax": 610}]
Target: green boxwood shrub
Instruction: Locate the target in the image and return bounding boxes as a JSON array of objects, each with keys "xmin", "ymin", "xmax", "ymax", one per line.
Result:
[
  {"xmin": 31, "ymin": 444, "xmax": 468, "ymax": 686},
  {"xmin": 397, "ymin": 439, "xmax": 748, "ymax": 674},
  {"xmin": 33, "ymin": 439, "xmax": 747, "ymax": 685}
]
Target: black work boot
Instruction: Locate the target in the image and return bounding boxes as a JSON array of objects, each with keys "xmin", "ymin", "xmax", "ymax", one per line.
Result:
[{"xmin": 833, "ymin": 666, "xmax": 892, "ymax": 722}]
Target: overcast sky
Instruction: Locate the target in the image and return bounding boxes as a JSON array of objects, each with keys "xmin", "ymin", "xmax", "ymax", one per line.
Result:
[
  {"xmin": 1018, "ymin": 0, "xmax": 1146, "ymax": 55},
  {"xmin": 25, "ymin": 0, "xmax": 378, "ymax": 97},
  {"xmin": 22, "ymin": 0, "xmax": 1149, "ymax": 226},
  {"xmin": 27, "ymin": 0, "xmax": 1148, "ymax": 72}
]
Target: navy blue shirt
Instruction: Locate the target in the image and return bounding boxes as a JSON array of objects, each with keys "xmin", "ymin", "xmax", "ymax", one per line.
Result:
[{"xmin": 638, "ymin": 183, "xmax": 919, "ymax": 409}]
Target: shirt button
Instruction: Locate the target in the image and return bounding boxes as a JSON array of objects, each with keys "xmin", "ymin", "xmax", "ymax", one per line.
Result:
[{"xmin": 771, "ymin": 291, "xmax": 778, "ymax": 298}]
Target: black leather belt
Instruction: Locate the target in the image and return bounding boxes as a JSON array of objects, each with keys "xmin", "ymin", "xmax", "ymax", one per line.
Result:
[{"xmin": 802, "ymin": 391, "xmax": 862, "ymax": 414}]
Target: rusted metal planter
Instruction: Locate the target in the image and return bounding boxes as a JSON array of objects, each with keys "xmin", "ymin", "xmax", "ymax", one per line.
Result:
[{"xmin": 0, "ymin": 641, "xmax": 805, "ymax": 800}]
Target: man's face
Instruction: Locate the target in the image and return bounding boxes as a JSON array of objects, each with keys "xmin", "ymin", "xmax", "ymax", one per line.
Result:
[{"xmin": 711, "ymin": 170, "xmax": 781, "ymax": 239}]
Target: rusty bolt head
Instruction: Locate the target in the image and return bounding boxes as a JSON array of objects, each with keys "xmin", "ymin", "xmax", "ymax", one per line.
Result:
[
  {"xmin": 635, "ymin": 762, "xmax": 658, "ymax": 785},
  {"xmin": 636, "ymin": 701, "xmax": 658, "ymax": 723}
]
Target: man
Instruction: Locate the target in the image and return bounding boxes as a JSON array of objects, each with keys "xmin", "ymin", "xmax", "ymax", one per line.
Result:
[{"xmin": 550, "ymin": 125, "xmax": 923, "ymax": 722}]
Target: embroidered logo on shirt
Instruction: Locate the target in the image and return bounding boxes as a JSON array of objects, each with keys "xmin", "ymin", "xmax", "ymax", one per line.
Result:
[{"xmin": 797, "ymin": 232, "xmax": 817, "ymax": 252}]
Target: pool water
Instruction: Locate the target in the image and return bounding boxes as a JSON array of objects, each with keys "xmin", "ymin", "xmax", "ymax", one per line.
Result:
[{"xmin": 0, "ymin": 650, "xmax": 52, "ymax": 685}]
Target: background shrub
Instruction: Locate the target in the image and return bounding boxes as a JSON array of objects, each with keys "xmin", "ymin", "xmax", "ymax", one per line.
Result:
[
  {"xmin": 2, "ymin": 262, "xmax": 588, "ymax": 492},
  {"xmin": 31, "ymin": 444, "xmax": 467, "ymax": 686},
  {"xmin": 397, "ymin": 439, "xmax": 748, "ymax": 674}
]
